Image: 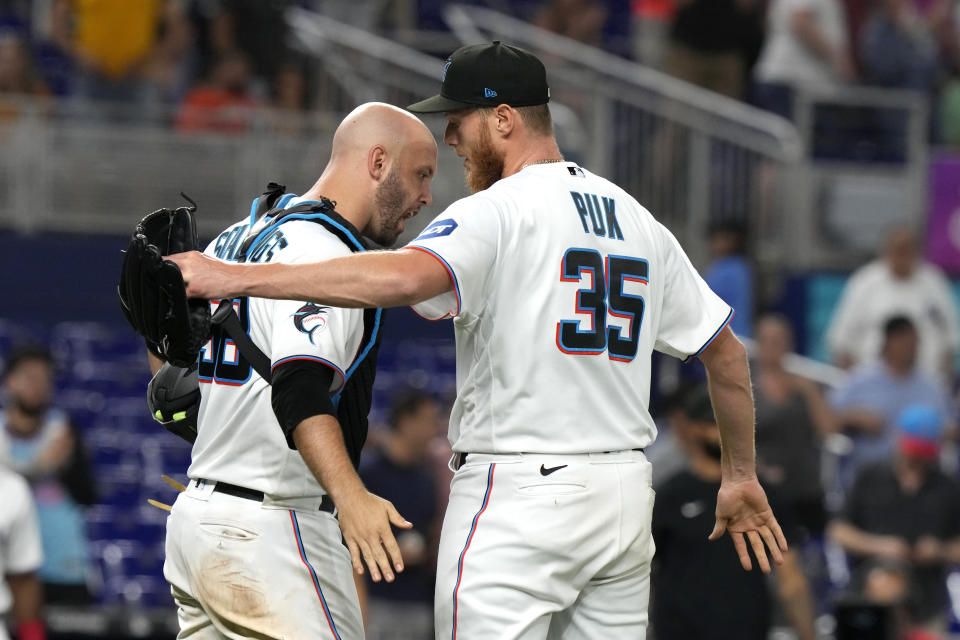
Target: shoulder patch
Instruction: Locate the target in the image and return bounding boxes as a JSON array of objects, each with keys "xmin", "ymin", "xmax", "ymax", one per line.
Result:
[
  {"xmin": 293, "ymin": 303, "xmax": 330, "ymax": 344},
  {"xmin": 415, "ymin": 218, "xmax": 458, "ymax": 240}
]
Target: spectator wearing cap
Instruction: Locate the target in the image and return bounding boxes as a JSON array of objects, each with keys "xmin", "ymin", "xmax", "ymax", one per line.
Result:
[
  {"xmin": 0, "ymin": 346, "xmax": 96, "ymax": 605},
  {"xmin": 828, "ymin": 404, "xmax": 960, "ymax": 634},
  {"xmin": 829, "ymin": 315, "xmax": 953, "ymax": 490}
]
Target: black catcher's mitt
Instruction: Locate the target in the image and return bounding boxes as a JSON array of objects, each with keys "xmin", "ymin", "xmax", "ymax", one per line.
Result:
[{"xmin": 118, "ymin": 196, "xmax": 211, "ymax": 368}]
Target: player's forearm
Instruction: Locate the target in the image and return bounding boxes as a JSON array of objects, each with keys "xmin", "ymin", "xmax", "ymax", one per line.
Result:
[
  {"xmin": 292, "ymin": 414, "xmax": 367, "ymax": 504},
  {"xmin": 240, "ymin": 250, "xmax": 443, "ymax": 308},
  {"xmin": 7, "ymin": 572, "xmax": 43, "ymax": 627},
  {"xmin": 700, "ymin": 329, "xmax": 756, "ymax": 480}
]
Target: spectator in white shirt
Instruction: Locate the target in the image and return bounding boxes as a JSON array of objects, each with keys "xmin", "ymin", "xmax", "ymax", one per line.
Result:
[
  {"xmin": 754, "ymin": 0, "xmax": 854, "ymax": 89},
  {"xmin": 826, "ymin": 226, "xmax": 960, "ymax": 385}
]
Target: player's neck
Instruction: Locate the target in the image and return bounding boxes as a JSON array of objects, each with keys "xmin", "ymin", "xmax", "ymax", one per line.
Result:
[
  {"xmin": 302, "ymin": 175, "xmax": 369, "ymax": 235},
  {"xmin": 501, "ymin": 137, "xmax": 564, "ymax": 179}
]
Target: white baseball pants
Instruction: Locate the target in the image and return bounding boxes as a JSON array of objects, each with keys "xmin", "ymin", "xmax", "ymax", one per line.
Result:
[
  {"xmin": 163, "ymin": 481, "xmax": 363, "ymax": 639},
  {"xmin": 435, "ymin": 450, "xmax": 655, "ymax": 640}
]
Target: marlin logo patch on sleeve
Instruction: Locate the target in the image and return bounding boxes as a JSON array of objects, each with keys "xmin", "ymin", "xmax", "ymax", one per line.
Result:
[
  {"xmin": 415, "ymin": 219, "xmax": 458, "ymax": 240},
  {"xmin": 293, "ymin": 303, "xmax": 330, "ymax": 344}
]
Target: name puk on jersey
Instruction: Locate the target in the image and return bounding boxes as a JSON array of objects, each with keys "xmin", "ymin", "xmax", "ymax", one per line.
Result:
[
  {"xmin": 416, "ymin": 218, "xmax": 458, "ymax": 240},
  {"xmin": 293, "ymin": 303, "xmax": 330, "ymax": 345}
]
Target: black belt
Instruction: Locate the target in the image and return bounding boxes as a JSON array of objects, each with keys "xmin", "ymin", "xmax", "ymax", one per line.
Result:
[
  {"xmin": 455, "ymin": 448, "xmax": 645, "ymax": 468},
  {"xmin": 207, "ymin": 480, "xmax": 336, "ymax": 514}
]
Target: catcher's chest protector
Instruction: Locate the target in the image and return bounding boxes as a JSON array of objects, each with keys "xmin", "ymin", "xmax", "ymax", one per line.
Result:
[{"xmin": 213, "ymin": 184, "xmax": 384, "ymax": 465}]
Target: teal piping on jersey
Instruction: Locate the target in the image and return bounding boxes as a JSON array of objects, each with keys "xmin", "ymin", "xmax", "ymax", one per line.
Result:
[
  {"xmin": 276, "ymin": 193, "xmax": 298, "ymax": 209},
  {"xmin": 405, "ymin": 245, "xmax": 461, "ymax": 319},
  {"xmin": 244, "ymin": 206, "xmax": 366, "ymax": 258},
  {"xmin": 272, "ymin": 355, "xmax": 346, "ymax": 393},
  {"xmin": 245, "ymin": 194, "xmax": 309, "ymax": 249},
  {"xmin": 452, "ymin": 463, "xmax": 496, "ymax": 639},
  {"xmin": 332, "ymin": 304, "xmax": 381, "ymax": 408},
  {"xmin": 683, "ymin": 308, "xmax": 734, "ymax": 363},
  {"xmin": 289, "ymin": 510, "xmax": 341, "ymax": 639}
]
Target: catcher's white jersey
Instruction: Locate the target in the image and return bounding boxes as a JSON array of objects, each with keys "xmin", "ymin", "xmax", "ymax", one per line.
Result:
[
  {"xmin": 0, "ymin": 467, "xmax": 42, "ymax": 617},
  {"xmin": 408, "ymin": 162, "xmax": 731, "ymax": 455},
  {"xmin": 188, "ymin": 196, "xmax": 366, "ymax": 499}
]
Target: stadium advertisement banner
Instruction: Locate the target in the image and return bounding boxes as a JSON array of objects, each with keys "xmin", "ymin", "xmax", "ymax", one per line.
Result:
[{"xmin": 928, "ymin": 153, "xmax": 960, "ymax": 274}]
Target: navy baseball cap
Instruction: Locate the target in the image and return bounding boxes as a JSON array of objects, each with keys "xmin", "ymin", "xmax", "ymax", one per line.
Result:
[{"xmin": 407, "ymin": 41, "xmax": 550, "ymax": 113}]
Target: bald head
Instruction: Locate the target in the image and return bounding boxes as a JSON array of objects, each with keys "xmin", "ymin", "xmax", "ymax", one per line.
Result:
[
  {"xmin": 883, "ymin": 226, "xmax": 919, "ymax": 279},
  {"xmin": 330, "ymin": 102, "xmax": 435, "ymax": 163},
  {"xmin": 307, "ymin": 102, "xmax": 437, "ymax": 247}
]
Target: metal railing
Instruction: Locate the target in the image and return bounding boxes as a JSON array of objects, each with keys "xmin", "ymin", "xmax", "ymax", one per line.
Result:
[
  {"xmin": 788, "ymin": 85, "xmax": 929, "ymax": 270},
  {"xmin": 441, "ymin": 4, "xmax": 931, "ymax": 274},
  {"xmin": 442, "ymin": 4, "xmax": 805, "ymax": 269},
  {"xmin": 0, "ymin": 5, "xmax": 930, "ymax": 277},
  {"xmin": 0, "ymin": 99, "xmax": 347, "ymax": 238}
]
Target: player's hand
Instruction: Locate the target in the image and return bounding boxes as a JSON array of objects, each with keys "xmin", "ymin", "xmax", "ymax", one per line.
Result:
[
  {"xmin": 165, "ymin": 251, "xmax": 239, "ymax": 299},
  {"xmin": 336, "ymin": 489, "xmax": 413, "ymax": 583},
  {"xmin": 709, "ymin": 476, "xmax": 788, "ymax": 574}
]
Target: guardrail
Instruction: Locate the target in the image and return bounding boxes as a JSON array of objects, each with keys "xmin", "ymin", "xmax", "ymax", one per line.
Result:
[
  {"xmin": 441, "ymin": 3, "xmax": 805, "ymax": 271},
  {"xmin": 0, "ymin": 6, "xmax": 930, "ymax": 277}
]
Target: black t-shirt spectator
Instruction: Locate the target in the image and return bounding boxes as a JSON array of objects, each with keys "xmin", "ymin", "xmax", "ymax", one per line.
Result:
[
  {"xmin": 651, "ymin": 470, "xmax": 799, "ymax": 640},
  {"xmin": 840, "ymin": 461, "xmax": 960, "ymax": 623},
  {"xmin": 358, "ymin": 446, "xmax": 438, "ymax": 604},
  {"xmin": 670, "ymin": 0, "xmax": 762, "ymax": 54}
]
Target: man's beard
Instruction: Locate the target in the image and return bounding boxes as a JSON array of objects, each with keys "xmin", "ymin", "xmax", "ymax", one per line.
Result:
[
  {"xmin": 465, "ymin": 122, "xmax": 504, "ymax": 194},
  {"xmin": 367, "ymin": 168, "xmax": 407, "ymax": 246},
  {"xmin": 13, "ymin": 397, "xmax": 47, "ymax": 418}
]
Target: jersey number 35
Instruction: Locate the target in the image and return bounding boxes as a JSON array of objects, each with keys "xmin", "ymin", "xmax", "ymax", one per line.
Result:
[{"xmin": 557, "ymin": 248, "xmax": 648, "ymax": 363}]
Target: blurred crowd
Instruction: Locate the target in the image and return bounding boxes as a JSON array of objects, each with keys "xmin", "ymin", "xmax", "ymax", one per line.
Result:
[
  {"xmin": 2, "ymin": 1, "xmax": 960, "ymax": 639},
  {"xmin": 0, "ymin": 0, "xmax": 958, "ymax": 143},
  {"xmin": 643, "ymin": 222, "xmax": 960, "ymax": 639},
  {"xmin": 0, "ymin": 0, "xmax": 313, "ymax": 130},
  {"xmin": 544, "ymin": 0, "xmax": 960, "ymax": 145},
  {"xmin": 4, "ymin": 224, "xmax": 960, "ymax": 640}
]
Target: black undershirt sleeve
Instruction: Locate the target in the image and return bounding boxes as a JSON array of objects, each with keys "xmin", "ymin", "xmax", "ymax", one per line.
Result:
[{"xmin": 271, "ymin": 359, "xmax": 337, "ymax": 450}]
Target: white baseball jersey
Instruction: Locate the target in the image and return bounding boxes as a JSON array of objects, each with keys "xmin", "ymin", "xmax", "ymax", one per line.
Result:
[
  {"xmin": 189, "ymin": 196, "xmax": 368, "ymax": 499},
  {"xmin": 407, "ymin": 162, "xmax": 731, "ymax": 454},
  {"xmin": 0, "ymin": 467, "xmax": 42, "ymax": 615}
]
